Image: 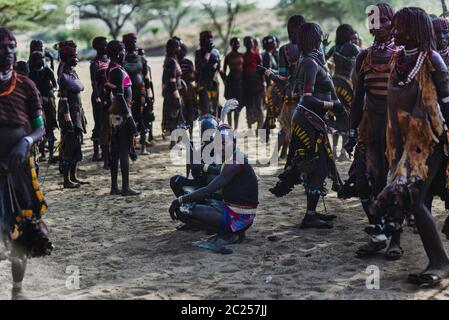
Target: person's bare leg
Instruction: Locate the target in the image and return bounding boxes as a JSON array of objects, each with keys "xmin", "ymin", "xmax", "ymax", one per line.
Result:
[
  {"xmin": 177, "ymin": 204, "xmax": 222, "ymax": 233},
  {"xmin": 234, "ymin": 110, "xmax": 240, "ymax": 130},
  {"xmin": 70, "ymin": 162, "xmax": 89, "ymax": 185},
  {"xmin": 140, "ymin": 132, "xmax": 148, "ymax": 155},
  {"xmin": 408, "ymin": 149, "xmax": 449, "ymax": 283},
  {"xmin": 63, "ymin": 164, "xmax": 79, "ymax": 189},
  {"xmin": 120, "ymin": 128, "xmax": 140, "ymax": 196},
  {"xmin": 110, "ymin": 156, "xmax": 120, "ymax": 195},
  {"xmin": 11, "ymin": 245, "xmax": 27, "ymax": 300}
]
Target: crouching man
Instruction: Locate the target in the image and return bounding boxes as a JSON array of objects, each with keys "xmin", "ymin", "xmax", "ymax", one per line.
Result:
[{"xmin": 169, "ymin": 123, "xmax": 259, "ymax": 253}]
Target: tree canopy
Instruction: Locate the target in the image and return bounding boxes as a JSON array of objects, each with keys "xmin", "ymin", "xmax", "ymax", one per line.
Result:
[{"xmin": 0, "ymin": 0, "xmax": 60, "ymax": 29}]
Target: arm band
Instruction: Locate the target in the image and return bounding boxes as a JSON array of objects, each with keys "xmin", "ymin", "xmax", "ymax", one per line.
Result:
[
  {"xmin": 349, "ymin": 129, "xmax": 357, "ymax": 138},
  {"xmin": 31, "ymin": 115, "xmax": 44, "ymax": 129},
  {"xmin": 323, "ymin": 101, "xmax": 333, "ymax": 110},
  {"xmin": 24, "ymin": 136, "xmax": 34, "ymax": 147}
]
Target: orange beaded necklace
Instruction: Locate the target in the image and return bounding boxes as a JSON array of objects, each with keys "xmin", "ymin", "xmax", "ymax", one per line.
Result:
[{"xmin": 0, "ymin": 71, "xmax": 17, "ymax": 97}]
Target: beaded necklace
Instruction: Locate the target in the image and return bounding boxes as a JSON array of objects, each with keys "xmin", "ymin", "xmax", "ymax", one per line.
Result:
[
  {"xmin": 396, "ymin": 48, "xmax": 427, "ymax": 87},
  {"xmin": 0, "ymin": 71, "xmax": 17, "ymax": 97}
]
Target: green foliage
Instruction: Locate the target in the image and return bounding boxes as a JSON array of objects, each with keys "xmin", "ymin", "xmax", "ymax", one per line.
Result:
[
  {"xmin": 277, "ymin": 0, "xmax": 397, "ymax": 24},
  {"xmin": 0, "ymin": 0, "xmax": 61, "ymax": 30},
  {"xmin": 151, "ymin": 26, "xmax": 160, "ymax": 36},
  {"xmin": 239, "ymin": 2, "xmax": 257, "ymax": 13},
  {"xmin": 254, "ymin": 31, "xmax": 263, "ymax": 39},
  {"xmin": 55, "ymin": 29, "xmax": 70, "ymax": 42},
  {"xmin": 269, "ymin": 27, "xmax": 282, "ymax": 36},
  {"xmin": 76, "ymin": 0, "xmax": 143, "ymax": 39},
  {"xmin": 72, "ymin": 21, "xmax": 105, "ymax": 48},
  {"xmin": 152, "ymin": 0, "xmax": 190, "ymax": 37},
  {"xmin": 231, "ymin": 28, "xmax": 243, "ymax": 36}
]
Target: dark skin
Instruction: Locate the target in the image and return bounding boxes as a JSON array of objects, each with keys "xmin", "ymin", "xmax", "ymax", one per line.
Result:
[
  {"xmin": 30, "ymin": 54, "xmax": 57, "ymax": 161},
  {"xmin": 388, "ymin": 19, "xmax": 449, "ymax": 282},
  {"xmin": 108, "ymin": 47, "xmax": 139, "ymax": 196},
  {"xmin": 0, "ymin": 41, "xmax": 45, "ymax": 172},
  {"xmin": 436, "ymin": 29, "xmax": 449, "ymax": 52},
  {"xmin": 0, "ymin": 39, "xmax": 45, "ymax": 296},
  {"xmin": 169, "ymin": 143, "xmax": 243, "ymax": 234},
  {"xmin": 90, "ymin": 39, "xmax": 108, "ymax": 162},
  {"xmin": 92, "ymin": 39, "xmax": 107, "ymax": 104},
  {"xmin": 31, "ymin": 41, "xmax": 54, "ymax": 71},
  {"xmin": 222, "ymin": 39, "xmax": 241, "ymax": 77},
  {"xmin": 243, "ymin": 37, "xmax": 264, "ymax": 130},
  {"xmin": 60, "ymin": 54, "xmax": 87, "ymax": 187},
  {"xmin": 343, "ymin": 11, "xmax": 402, "ymax": 258},
  {"xmin": 222, "ymin": 39, "xmax": 242, "ymax": 128},
  {"xmin": 170, "ymin": 41, "xmax": 182, "ymax": 102},
  {"xmin": 124, "ymin": 37, "xmax": 154, "ymax": 153},
  {"xmin": 345, "ymin": 14, "xmax": 393, "ymax": 149},
  {"xmin": 110, "ymin": 48, "xmax": 138, "ymax": 129},
  {"xmin": 244, "ymin": 37, "xmax": 253, "ymax": 55}
]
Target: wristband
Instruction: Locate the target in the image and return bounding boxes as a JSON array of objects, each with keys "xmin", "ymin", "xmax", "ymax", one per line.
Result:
[
  {"xmin": 349, "ymin": 129, "xmax": 357, "ymax": 138},
  {"xmin": 31, "ymin": 115, "xmax": 44, "ymax": 129},
  {"xmin": 442, "ymin": 96, "xmax": 449, "ymax": 104},
  {"xmin": 203, "ymin": 164, "xmax": 209, "ymax": 173},
  {"xmin": 177, "ymin": 196, "xmax": 183, "ymax": 204},
  {"xmin": 323, "ymin": 101, "xmax": 333, "ymax": 110},
  {"xmin": 23, "ymin": 136, "xmax": 34, "ymax": 147}
]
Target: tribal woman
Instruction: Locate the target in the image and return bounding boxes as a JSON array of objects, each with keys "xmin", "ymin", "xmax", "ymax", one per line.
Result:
[
  {"xmin": 269, "ymin": 23, "xmax": 344, "ymax": 229},
  {"xmin": 28, "ymin": 51, "xmax": 58, "ymax": 164},
  {"xmin": 262, "ymin": 35, "xmax": 280, "ymax": 142},
  {"xmin": 432, "ymin": 17, "xmax": 449, "ymax": 238},
  {"xmin": 29, "ymin": 39, "xmax": 54, "ymax": 71},
  {"xmin": 242, "ymin": 36, "xmax": 264, "ymax": 130},
  {"xmin": 325, "ymin": 24, "xmax": 360, "ymax": 161},
  {"xmin": 222, "ymin": 37, "xmax": 244, "ymax": 128},
  {"xmin": 343, "ymin": 3, "xmax": 402, "ymax": 259},
  {"xmin": 178, "ymin": 42, "xmax": 197, "ymax": 136},
  {"xmin": 277, "ymin": 15, "xmax": 306, "ymax": 158},
  {"xmin": 0, "ymin": 28, "xmax": 52, "ymax": 299},
  {"xmin": 89, "ymin": 36, "xmax": 109, "ymax": 163},
  {"xmin": 58, "ymin": 41, "xmax": 88, "ymax": 189},
  {"xmin": 162, "ymin": 38, "xmax": 184, "ymax": 149},
  {"xmin": 370, "ymin": 7, "xmax": 449, "ymax": 286},
  {"xmin": 106, "ymin": 40, "xmax": 140, "ymax": 196},
  {"xmin": 432, "ymin": 17, "xmax": 449, "ymax": 67},
  {"xmin": 122, "ymin": 33, "xmax": 155, "ymax": 155},
  {"xmin": 195, "ymin": 31, "xmax": 221, "ymax": 116}
]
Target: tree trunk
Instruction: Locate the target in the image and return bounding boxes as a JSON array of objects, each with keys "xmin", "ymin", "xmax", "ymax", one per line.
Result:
[
  {"xmin": 442, "ymin": 0, "xmax": 449, "ymax": 17},
  {"xmin": 111, "ymin": 28, "xmax": 119, "ymax": 40}
]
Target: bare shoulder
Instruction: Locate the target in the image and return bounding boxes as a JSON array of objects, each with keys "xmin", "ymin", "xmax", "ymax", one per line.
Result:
[{"xmin": 428, "ymin": 50, "xmax": 445, "ymax": 66}]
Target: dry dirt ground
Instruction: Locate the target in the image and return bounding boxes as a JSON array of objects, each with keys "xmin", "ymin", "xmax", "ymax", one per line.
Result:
[{"xmin": 1, "ymin": 57, "xmax": 449, "ymax": 300}]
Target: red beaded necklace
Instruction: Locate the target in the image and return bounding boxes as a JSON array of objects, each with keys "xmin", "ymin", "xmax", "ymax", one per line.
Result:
[{"xmin": 0, "ymin": 71, "xmax": 17, "ymax": 97}]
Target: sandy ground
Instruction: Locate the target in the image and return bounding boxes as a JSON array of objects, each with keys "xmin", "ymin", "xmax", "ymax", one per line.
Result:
[{"xmin": 1, "ymin": 57, "xmax": 449, "ymax": 300}]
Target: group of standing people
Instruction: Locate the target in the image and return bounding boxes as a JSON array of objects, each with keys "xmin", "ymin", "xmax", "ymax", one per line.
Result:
[
  {"xmin": 30, "ymin": 34, "xmax": 155, "ymax": 194},
  {"xmin": 0, "ymin": 30, "xmax": 157, "ymax": 297},
  {"xmin": 161, "ymin": 30, "xmax": 285, "ymax": 144},
  {"xmin": 266, "ymin": 3, "xmax": 449, "ymax": 286}
]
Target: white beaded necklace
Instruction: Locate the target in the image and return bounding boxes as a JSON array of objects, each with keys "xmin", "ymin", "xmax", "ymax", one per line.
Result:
[
  {"xmin": 0, "ymin": 67, "xmax": 13, "ymax": 82},
  {"xmin": 404, "ymin": 48, "xmax": 418, "ymax": 56},
  {"xmin": 397, "ymin": 49, "xmax": 427, "ymax": 87}
]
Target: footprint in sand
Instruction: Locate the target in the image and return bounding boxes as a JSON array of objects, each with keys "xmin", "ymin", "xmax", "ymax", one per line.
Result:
[
  {"xmin": 280, "ymin": 258, "xmax": 297, "ymax": 266},
  {"xmin": 301, "ymin": 243, "xmax": 315, "ymax": 250}
]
